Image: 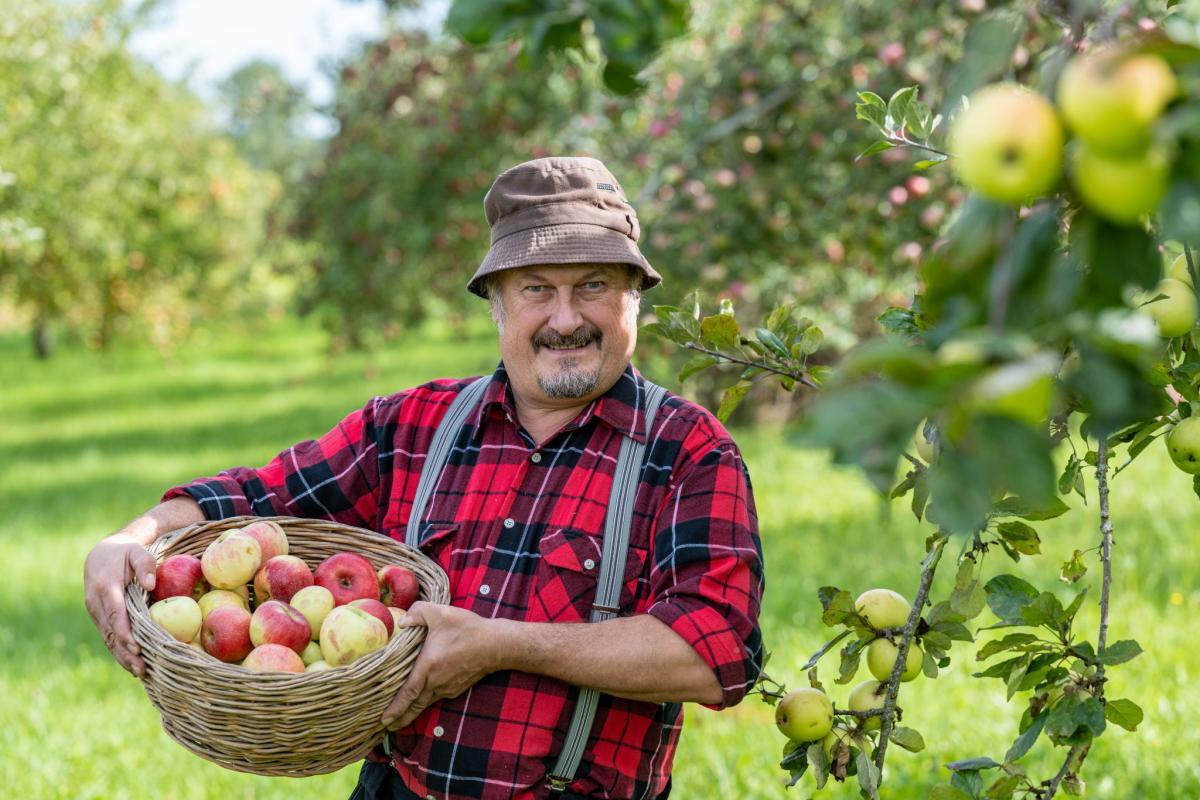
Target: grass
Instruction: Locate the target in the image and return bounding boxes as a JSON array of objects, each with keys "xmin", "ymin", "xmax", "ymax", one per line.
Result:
[{"xmin": 2, "ymin": 317, "xmax": 1197, "ymax": 799}]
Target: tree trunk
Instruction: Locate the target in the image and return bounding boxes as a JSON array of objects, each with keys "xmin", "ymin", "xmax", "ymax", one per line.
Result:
[{"xmin": 32, "ymin": 315, "xmax": 54, "ymax": 359}]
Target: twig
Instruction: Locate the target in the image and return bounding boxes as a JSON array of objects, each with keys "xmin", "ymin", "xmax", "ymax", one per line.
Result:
[
  {"xmin": 874, "ymin": 533, "xmax": 948, "ymax": 776},
  {"xmin": 681, "ymin": 342, "xmax": 821, "ymax": 389},
  {"xmin": 880, "ymin": 131, "xmax": 952, "ymax": 160},
  {"xmin": 801, "ymin": 629, "xmax": 852, "ymax": 671}
]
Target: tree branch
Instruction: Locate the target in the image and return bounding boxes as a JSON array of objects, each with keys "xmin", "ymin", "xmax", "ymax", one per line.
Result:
[{"xmin": 681, "ymin": 342, "xmax": 821, "ymax": 389}]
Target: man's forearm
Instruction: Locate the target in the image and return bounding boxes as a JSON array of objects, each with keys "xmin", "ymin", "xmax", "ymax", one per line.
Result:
[
  {"xmin": 494, "ymin": 613, "xmax": 724, "ymax": 706},
  {"xmin": 110, "ymin": 496, "xmax": 206, "ymax": 547}
]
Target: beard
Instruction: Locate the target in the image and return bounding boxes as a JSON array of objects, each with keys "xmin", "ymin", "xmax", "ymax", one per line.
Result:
[{"xmin": 533, "ymin": 326, "xmax": 602, "ymax": 398}]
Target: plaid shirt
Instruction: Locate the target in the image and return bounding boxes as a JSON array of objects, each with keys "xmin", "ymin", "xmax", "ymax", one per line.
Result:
[{"xmin": 164, "ymin": 362, "xmax": 764, "ymax": 800}]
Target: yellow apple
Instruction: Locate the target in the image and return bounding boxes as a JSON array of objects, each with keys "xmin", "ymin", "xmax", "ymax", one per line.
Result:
[
  {"xmin": 1069, "ymin": 142, "xmax": 1169, "ymax": 226},
  {"xmin": 1141, "ymin": 278, "xmax": 1197, "ymax": 338},
  {"xmin": 1166, "ymin": 417, "xmax": 1200, "ymax": 474},
  {"xmin": 949, "ymin": 83, "xmax": 1064, "ymax": 205},
  {"xmin": 149, "ymin": 596, "xmax": 203, "ymax": 643},
  {"xmin": 821, "ymin": 727, "xmax": 856, "ymax": 760},
  {"xmin": 866, "ymin": 639, "xmax": 923, "ymax": 682},
  {"xmin": 1058, "ymin": 49, "xmax": 1177, "ymax": 154},
  {"xmin": 774, "ymin": 687, "xmax": 834, "ymax": 742},
  {"xmin": 1168, "ymin": 253, "xmax": 1195, "ymax": 288},
  {"xmin": 848, "ymin": 680, "xmax": 888, "ymax": 731},
  {"xmin": 966, "ymin": 354, "xmax": 1059, "ymax": 428},
  {"xmin": 855, "ymin": 589, "xmax": 911, "ymax": 630},
  {"xmin": 914, "ymin": 420, "xmax": 937, "ymax": 462}
]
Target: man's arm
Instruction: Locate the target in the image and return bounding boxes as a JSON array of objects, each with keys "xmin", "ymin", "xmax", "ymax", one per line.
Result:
[
  {"xmin": 380, "ymin": 603, "xmax": 722, "ymax": 730},
  {"xmin": 82, "ymin": 496, "xmax": 207, "ymax": 677}
]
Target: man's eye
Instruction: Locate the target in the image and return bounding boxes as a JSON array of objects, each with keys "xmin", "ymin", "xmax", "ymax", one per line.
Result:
[
  {"xmin": 582, "ymin": 281, "xmax": 606, "ymax": 290},
  {"xmin": 524, "ymin": 285, "xmax": 548, "ymax": 293}
]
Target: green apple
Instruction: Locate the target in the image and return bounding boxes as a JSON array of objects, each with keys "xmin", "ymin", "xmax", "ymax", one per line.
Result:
[
  {"xmin": 965, "ymin": 354, "xmax": 1059, "ymax": 428},
  {"xmin": 774, "ymin": 687, "xmax": 834, "ymax": 742},
  {"xmin": 848, "ymin": 680, "xmax": 888, "ymax": 731},
  {"xmin": 1166, "ymin": 417, "xmax": 1200, "ymax": 474},
  {"xmin": 914, "ymin": 420, "xmax": 937, "ymax": 462},
  {"xmin": 1058, "ymin": 50, "xmax": 1177, "ymax": 154},
  {"xmin": 1140, "ymin": 278, "xmax": 1197, "ymax": 338},
  {"xmin": 866, "ymin": 638, "xmax": 923, "ymax": 682},
  {"xmin": 854, "ymin": 588, "xmax": 911, "ymax": 630},
  {"xmin": 949, "ymin": 83, "xmax": 1064, "ymax": 205},
  {"xmin": 821, "ymin": 727, "xmax": 856, "ymax": 760},
  {"xmin": 149, "ymin": 596, "xmax": 203, "ymax": 643},
  {"xmin": 1069, "ymin": 142, "xmax": 1169, "ymax": 226},
  {"xmin": 1168, "ymin": 253, "xmax": 1195, "ymax": 288}
]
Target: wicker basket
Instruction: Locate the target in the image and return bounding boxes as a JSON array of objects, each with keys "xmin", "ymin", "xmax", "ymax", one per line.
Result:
[{"xmin": 126, "ymin": 515, "xmax": 449, "ymax": 777}]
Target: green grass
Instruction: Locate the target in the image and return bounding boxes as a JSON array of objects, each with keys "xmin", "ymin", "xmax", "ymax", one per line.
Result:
[{"xmin": 2, "ymin": 318, "xmax": 1197, "ymax": 798}]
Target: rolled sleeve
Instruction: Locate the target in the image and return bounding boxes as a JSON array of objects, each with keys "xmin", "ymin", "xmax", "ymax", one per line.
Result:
[
  {"xmin": 161, "ymin": 398, "xmax": 384, "ymax": 529},
  {"xmin": 645, "ymin": 438, "xmax": 764, "ymax": 709}
]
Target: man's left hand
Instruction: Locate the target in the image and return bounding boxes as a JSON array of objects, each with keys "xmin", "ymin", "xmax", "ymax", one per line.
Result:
[{"xmin": 381, "ymin": 602, "xmax": 509, "ymax": 730}]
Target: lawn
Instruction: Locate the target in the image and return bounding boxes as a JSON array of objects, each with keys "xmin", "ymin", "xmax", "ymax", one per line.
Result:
[{"xmin": 2, "ymin": 318, "xmax": 1196, "ymax": 799}]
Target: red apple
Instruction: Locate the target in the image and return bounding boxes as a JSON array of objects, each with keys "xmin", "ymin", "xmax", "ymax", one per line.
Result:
[
  {"xmin": 249, "ymin": 600, "xmax": 311, "ymax": 654},
  {"xmin": 201, "ymin": 605, "xmax": 253, "ymax": 663},
  {"xmin": 242, "ymin": 643, "xmax": 305, "ymax": 673},
  {"xmin": 378, "ymin": 564, "xmax": 420, "ymax": 610},
  {"xmin": 152, "ymin": 554, "xmax": 209, "ymax": 602},
  {"xmin": 201, "ymin": 531, "xmax": 262, "ymax": 590},
  {"xmin": 350, "ymin": 598, "xmax": 394, "ymax": 637},
  {"xmin": 240, "ymin": 520, "xmax": 289, "ymax": 563},
  {"xmin": 253, "ymin": 555, "xmax": 314, "ymax": 604},
  {"xmin": 315, "ymin": 552, "xmax": 380, "ymax": 606}
]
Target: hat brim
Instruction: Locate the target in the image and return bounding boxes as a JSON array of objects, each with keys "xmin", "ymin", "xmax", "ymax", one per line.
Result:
[{"xmin": 467, "ymin": 223, "xmax": 662, "ymax": 298}]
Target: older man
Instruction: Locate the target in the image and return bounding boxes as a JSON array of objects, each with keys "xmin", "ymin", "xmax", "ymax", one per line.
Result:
[{"xmin": 83, "ymin": 157, "xmax": 764, "ymax": 800}]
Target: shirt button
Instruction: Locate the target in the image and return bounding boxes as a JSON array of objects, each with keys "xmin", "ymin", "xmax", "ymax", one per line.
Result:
[
  {"xmin": 503, "ymin": 518, "xmax": 515, "ymax": 528},
  {"xmin": 426, "ymin": 795, "xmax": 435, "ymax": 800},
  {"xmin": 583, "ymin": 558, "xmax": 596, "ymax": 570},
  {"xmin": 479, "ymin": 584, "xmax": 491, "ymax": 596},
  {"xmin": 433, "ymin": 725, "xmax": 445, "ymax": 737},
  {"xmin": 530, "ymin": 452, "xmax": 542, "ymax": 463}
]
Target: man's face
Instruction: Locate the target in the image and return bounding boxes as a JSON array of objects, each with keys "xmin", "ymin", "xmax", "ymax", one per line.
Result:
[{"xmin": 492, "ymin": 263, "xmax": 639, "ymax": 407}]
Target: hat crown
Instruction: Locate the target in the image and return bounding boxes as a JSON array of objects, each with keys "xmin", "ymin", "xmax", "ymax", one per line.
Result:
[{"xmin": 484, "ymin": 157, "xmax": 634, "ymax": 232}]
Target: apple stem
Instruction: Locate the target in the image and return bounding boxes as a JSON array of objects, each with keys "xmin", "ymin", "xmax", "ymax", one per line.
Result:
[{"xmin": 872, "ymin": 533, "xmax": 948, "ymax": 777}]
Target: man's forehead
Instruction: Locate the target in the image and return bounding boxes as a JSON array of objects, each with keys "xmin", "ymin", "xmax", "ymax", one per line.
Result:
[{"xmin": 502, "ymin": 263, "xmax": 629, "ymax": 283}]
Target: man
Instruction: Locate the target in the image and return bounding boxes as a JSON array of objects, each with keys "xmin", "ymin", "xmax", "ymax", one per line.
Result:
[{"xmin": 83, "ymin": 156, "xmax": 764, "ymax": 799}]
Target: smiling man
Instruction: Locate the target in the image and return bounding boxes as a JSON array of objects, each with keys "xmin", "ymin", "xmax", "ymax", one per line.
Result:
[{"xmin": 83, "ymin": 157, "xmax": 764, "ymax": 800}]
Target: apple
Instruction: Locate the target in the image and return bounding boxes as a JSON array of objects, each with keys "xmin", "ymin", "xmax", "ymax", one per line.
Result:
[
  {"xmin": 388, "ymin": 607, "xmax": 407, "ymax": 639},
  {"xmin": 822, "ymin": 727, "xmax": 856, "ymax": 760},
  {"xmin": 188, "ymin": 630, "xmax": 205, "ymax": 653},
  {"xmin": 201, "ymin": 531, "xmax": 262, "ymax": 590},
  {"xmin": 242, "ymin": 643, "xmax": 306, "ymax": 673},
  {"xmin": 966, "ymin": 354, "xmax": 1059, "ymax": 429},
  {"xmin": 1069, "ymin": 141, "xmax": 1169, "ymax": 226},
  {"xmin": 290, "ymin": 585, "xmax": 336, "ymax": 641},
  {"xmin": 350, "ymin": 598, "xmax": 395, "ymax": 637},
  {"xmin": 198, "ymin": 588, "xmax": 250, "ymax": 619},
  {"xmin": 300, "ymin": 640, "xmax": 324, "ymax": 667},
  {"xmin": 151, "ymin": 554, "xmax": 208, "ymax": 602},
  {"xmin": 1140, "ymin": 278, "xmax": 1197, "ymax": 339},
  {"xmin": 1168, "ymin": 253, "xmax": 1195, "ymax": 288},
  {"xmin": 866, "ymin": 638, "xmax": 923, "ymax": 682},
  {"xmin": 315, "ymin": 552, "xmax": 380, "ymax": 606},
  {"xmin": 914, "ymin": 420, "xmax": 936, "ymax": 462},
  {"xmin": 201, "ymin": 605, "xmax": 254, "ymax": 662},
  {"xmin": 319, "ymin": 605, "xmax": 389, "ymax": 667},
  {"xmin": 1058, "ymin": 49, "xmax": 1176, "ymax": 154},
  {"xmin": 948, "ymin": 83, "xmax": 1063, "ymax": 205},
  {"xmin": 854, "ymin": 589, "xmax": 911, "ymax": 630},
  {"xmin": 253, "ymin": 555, "xmax": 314, "ymax": 604},
  {"xmin": 848, "ymin": 680, "xmax": 888, "ymax": 731},
  {"xmin": 149, "ymin": 596, "xmax": 203, "ymax": 643},
  {"xmin": 1166, "ymin": 417, "xmax": 1200, "ymax": 474},
  {"xmin": 378, "ymin": 564, "xmax": 421, "ymax": 610},
  {"xmin": 774, "ymin": 687, "xmax": 834, "ymax": 742},
  {"xmin": 240, "ymin": 520, "xmax": 289, "ymax": 563},
  {"xmin": 305, "ymin": 660, "xmax": 333, "ymax": 673},
  {"xmin": 249, "ymin": 600, "xmax": 311, "ymax": 654}
]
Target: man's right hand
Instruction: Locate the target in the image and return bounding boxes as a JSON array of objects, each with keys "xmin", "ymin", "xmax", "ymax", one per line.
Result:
[{"xmin": 83, "ymin": 535, "xmax": 159, "ymax": 677}]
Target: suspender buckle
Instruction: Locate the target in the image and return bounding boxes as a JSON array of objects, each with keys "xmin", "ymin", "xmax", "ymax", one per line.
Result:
[
  {"xmin": 381, "ymin": 732, "xmax": 393, "ymax": 757},
  {"xmin": 591, "ymin": 602, "xmax": 620, "ymax": 615},
  {"xmin": 546, "ymin": 773, "xmax": 570, "ymax": 792}
]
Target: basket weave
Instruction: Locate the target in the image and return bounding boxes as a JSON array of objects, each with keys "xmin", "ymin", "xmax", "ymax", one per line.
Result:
[{"xmin": 126, "ymin": 515, "xmax": 449, "ymax": 777}]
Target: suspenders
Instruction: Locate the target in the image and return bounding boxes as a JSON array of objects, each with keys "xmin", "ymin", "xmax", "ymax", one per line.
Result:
[{"xmin": 400, "ymin": 374, "xmax": 669, "ymax": 793}]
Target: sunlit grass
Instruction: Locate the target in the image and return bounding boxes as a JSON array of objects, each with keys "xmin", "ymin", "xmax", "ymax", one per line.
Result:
[{"xmin": 2, "ymin": 318, "xmax": 1196, "ymax": 798}]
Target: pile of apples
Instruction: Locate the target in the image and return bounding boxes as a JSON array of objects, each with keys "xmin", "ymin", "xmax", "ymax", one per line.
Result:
[{"xmin": 146, "ymin": 521, "xmax": 421, "ymax": 674}]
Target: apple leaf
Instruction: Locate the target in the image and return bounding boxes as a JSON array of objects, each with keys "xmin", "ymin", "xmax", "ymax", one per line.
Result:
[
  {"xmin": 855, "ymin": 747, "xmax": 881, "ymax": 799},
  {"xmin": 1046, "ymin": 695, "xmax": 1106, "ymax": 743},
  {"xmin": 991, "ymin": 495, "xmax": 1070, "ymax": 521},
  {"xmin": 856, "ymin": 139, "xmax": 894, "ymax": 161},
  {"xmin": 1096, "ymin": 639, "xmax": 1143, "ymax": 666},
  {"xmin": 715, "ymin": 380, "xmax": 752, "ymax": 424},
  {"xmin": 700, "ymin": 311, "xmax": 740, "ymax": 349},
  {"xmin": 930, "ymin": 786, "xmax": 974, "ymax": 800},
  {"xmin": 984, "ymin": 774, "xmax": 1022, "ymax": 799},
  {"xmin": 807, "ymin": 739, "xmax": 830, "ymax": 789},
  {"xmin": 887, "ymin": 85, "xmax": 919, "ymax": 132},
  {"xmin": 921, "ymin": 647, "xmax": 940, "ymax": 678},
  {"xmin": 984, "ymin": 574, "xmax": 1039, "ymax": 623},
  {"xmin": 931, "ymin": 620, "xmax": 974, "ymax": 642},
  {"xmin": 1060, "ymin": 549, "xmax": 1088, "ymax": 583},
  {"xmin": 946, "ymin": 756, "xmax": 1003, "ymax": 772},
  {"xmin": 914, "ymin": 154, "xmax": 949, "ymax": 170},
  {"xmin": 951, "ymin": 560, "xmax": 988, "ymax": 619},
  {"xmin": 1004, "ymin": 713, "xmax": 1046, "ymax": 763},
  {"xmin": 889, "ymin": 726, "xmax": 926, "ymax": 753},
  {"xmin": 677, "ymin": 353, "xmax": 718, "ymax": 382},
  {"xmin": 997, "ymin": 521, "xmax": 1041, "ymax": 555},
  {"xmin": 855, "ymin": 91, "xmax": 888, "ymax": 133},
  {"xmin": 837, "ymin": 639, "xmax": 866, "ymax": 685},
  {"xmin": 755, "ymin": 327, "xmax": 791, "ymax": 360},
  {"xmin": 817, "ymin": 586, "xmax": 860, "ymax": 627},
  {"xmin": 976, "ymin": 633, "xmax": 1040, "ymax": 661},
  {"xmin": 1104, "ymin": 698, "xmax": 1144, "ymax": 732}
]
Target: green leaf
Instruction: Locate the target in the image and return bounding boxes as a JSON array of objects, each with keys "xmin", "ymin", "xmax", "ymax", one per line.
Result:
[
  {"xmin": 1005, "ymin": 713, "xmax": 1046, "ymax": 762},
  {"xmin": 856, "ymin": 139, "xmax": 895, "ymax": 161},
  {"xmin": 700, "ymin": 312, "xmax": 740, "ymax": 349},
  {"xmin": 946, "ymin": 756, "xmax": 1003, "ymax": 771},
  {"xmin": 887, "ymin": 86, "xmax": 919, "ymax": 130},
  {"xmin": 932, "ymin": 620, "xmax": 975, "ymax": 642},
  {"xmin": 951, "ymin": 560, "xmax": 988, "ymax": 619},
  {"xmin": 985, "ymin": 774, "xmax": 1022, "ymax": 799},
  {"xmin": 889, "ymin": 726, "xmax": 926, "ymax": 752},
  {"xmin": 445, "ymin": 0, "xmax": 535, "ymax": 45},
  {"xmin": 1019, "ymin": 592, "xmax": 1065, "ymax": 628},
  {"xmin": 855, "ymin": 90, "xmax": 888, "ymax": 132},
  {"xmin": 943, "ymin": 10, "xmax": 1028, "ymax": 111},
  {"xmin": 914, "ymin": 154, "xmax": 950, "ymax": 170},
  {"xmin": 765, "ymin": 303, "xmax": 794, "ymax": 336},
  {"xmin": 1060, "ymin": 550, "xmax": 1088, "ymax": 583},
  {"xmin": 855, "ymin": 746, "xmax": 881, "ymax": 798},
  {"xmin": 837, "ymin": 640, "xmax": 866, "ymax": 684},
  {"xmin": 1104, "ymin": 698, "xmax": 1144, "ymax": 731},
  {"xmin": 992, "ymin": 495, "xmax": 1070, "ymax": 521},
  {"xmin": 997, "ymin": 521, "xmax": 1041, "ymax": 555},
  {"xmin": 1097, "ymin": 639, "xmax": 1143, "ymax": 666},
  {"xmin": 1046, "ymin": 695, "xmax": 1106, "ymax": 743},
  {"xmin": 817, "ymin": 587, "xmax": 861, "ymax": 627},
  {"xmin": 906, "ymin": 98, "xmax": 935, "ymax": 140},
  {"xmin": 755, "ymin": 327, "xmax": 791, "ymax": 360},
  {"xmin": 716, "ymin": 380, "xmax": 751, "ymax": 423},
  {"xmin": 797, "ymin": 325, "xmax": 824, "ymax": 356},
  {"xmin": 930, "ymin": 786, "xmax": 974, "ymax": 800},
  {"xmin": 984, "ymin": 575, "xmax": 1039, "ymax": 624},
  {"xmin": 976, "ymin": 633, "xmax": 1040, "ymax": 661},
  {"xmin": 678, "ymin": 353, "xmax": 718, "ymax": 382},
  {"xmin": 807, "ymin": 738, "xmax": 831, "ymax": 789}
]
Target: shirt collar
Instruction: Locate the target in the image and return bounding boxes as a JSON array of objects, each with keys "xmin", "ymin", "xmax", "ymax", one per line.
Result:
[{"xmin": 468, "ymin": 361, "xmax": 653, "ymax": 444}]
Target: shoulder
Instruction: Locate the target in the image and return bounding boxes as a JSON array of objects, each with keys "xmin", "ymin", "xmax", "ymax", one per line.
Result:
[
  {"xmin": 363, "ymin": 376, "xmax": 484, "ymax": 428},
  {"xmin": 647, "ymin": 384, "xmax": 745, "ymax": 466}
]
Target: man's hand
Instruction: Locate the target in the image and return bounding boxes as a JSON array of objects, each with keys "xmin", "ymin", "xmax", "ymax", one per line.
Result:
[
  {"xmin": 381, "ymin": 602, "xmax": 509, "ymax": 730},
  {"xmin": 83, "ymin": 535, "xmax": 158, "ymax": 678}
]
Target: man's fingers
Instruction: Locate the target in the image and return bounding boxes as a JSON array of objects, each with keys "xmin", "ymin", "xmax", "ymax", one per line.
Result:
[
  {"xmin": 130, "ymin": 549, "xmax": 157, "ymax": 593},
  {"xmin": 396, "ymin": 601, "xmax": 430, "ymax": 628},
  {"xmin": 382, "ymin": 662, "xmax": 430, "ymax": 727}
]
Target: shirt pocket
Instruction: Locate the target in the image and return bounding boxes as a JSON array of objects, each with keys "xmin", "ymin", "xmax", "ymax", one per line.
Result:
[
  {"xmin": 416, "ymin": 522, "xmax": 460, "ymax": 576},
  {"xmin": 531, "ymin": 528, "xmax": 649, "ymax": 623}
]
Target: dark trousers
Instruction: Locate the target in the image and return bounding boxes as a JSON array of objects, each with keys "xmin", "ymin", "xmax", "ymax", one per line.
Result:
[{"xmin": 350, "ymin": 759, "xmax": 672, "ymax": 800}]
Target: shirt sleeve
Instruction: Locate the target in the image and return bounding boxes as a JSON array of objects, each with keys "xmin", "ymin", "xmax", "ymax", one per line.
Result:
[
  {"xmin": 644, "ymin": 433, "xmax": 764, "ymax": 710},
  {"xmin": 161, "ymin": 396, "xmax": 385, "ymax": 529}
]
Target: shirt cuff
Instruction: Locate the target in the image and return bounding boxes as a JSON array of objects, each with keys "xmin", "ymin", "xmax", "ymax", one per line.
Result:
[
  {"xmin": 161, "ymin": 478, "xmax": 262, "ymax": 520},
  {"xmin": 646, "ymin": 596, "xmax": 753, "ymax": 710}
]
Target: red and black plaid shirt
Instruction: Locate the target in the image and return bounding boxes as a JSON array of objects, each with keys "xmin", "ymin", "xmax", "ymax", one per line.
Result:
[{"xmin": 164, "ymin": 362, "xmax": 764, "ymax": 800}]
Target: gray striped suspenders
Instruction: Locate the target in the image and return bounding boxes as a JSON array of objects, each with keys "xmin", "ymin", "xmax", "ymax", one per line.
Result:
[{"xmin": 399, "ymin": 374, "xmax": 669, "ymax": 793}]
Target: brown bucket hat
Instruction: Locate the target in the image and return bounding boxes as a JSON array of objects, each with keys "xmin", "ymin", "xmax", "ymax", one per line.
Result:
[{"xmin": 467, "ymin": 156, "xmax": 662, "ymax": 297}]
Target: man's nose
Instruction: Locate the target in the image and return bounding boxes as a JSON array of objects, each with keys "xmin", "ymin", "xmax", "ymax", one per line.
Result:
[{"xmin": 547, "ymin": 292, "xmax": 584, "ymax": 334}]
